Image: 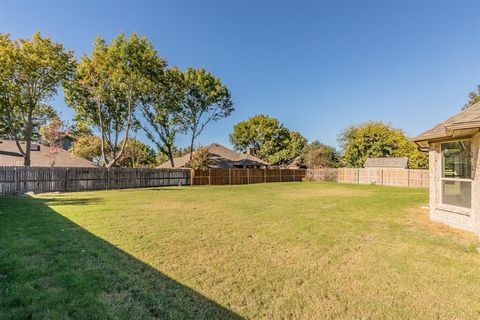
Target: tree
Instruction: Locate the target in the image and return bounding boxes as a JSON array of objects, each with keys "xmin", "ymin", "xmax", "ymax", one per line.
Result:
[
  {"xmin": 463, "ymin": 84, "xmax": 480, "ymax": 109},
  {"xmin": 65, "ymin": 33, "xmax": 165, "ymax": 167},
  {"xmin": 40, "ymin": 118, "xmax": 67, "ymax": 167},
  {"xmin": 117, "ymin": 138, "xmax": 156, "ymax": 168},
  {"xmin": 181, "ymin": 68, "xmax": 233, "ymax": 158},
  {"xmin": 303, "ymin": 141, "xmax": 340, "ymax": 168},
  {"xmin": 0, "ymin": 32, "xmax": 75, "ymax": 166},
  {"xmin": 338, "ymin": 121, "xmax": 428, "ymax": 169},
  {"xmin": 69, "ymin": 135, "xmax": 105, "ymax": 166},
  {"xmin": 229, "ymin": 114, "xmax": 306, "ymax": 164},
  {"xmin": 139, "ymin": 67, "xmax": 186, "ymax": 167},
  {"xmin": 267, "ymin": 131, "xmax": 307, "ymax": 165},
  {"xmin": 187, "ymin": 146, "xmax": 211, "ymax": 169}
]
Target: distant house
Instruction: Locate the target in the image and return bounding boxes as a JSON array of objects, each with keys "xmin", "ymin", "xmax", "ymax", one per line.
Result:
[
  {"xmin": 158, "ymin": 143, "xmax": 268, "ymax": 169},
  {"xmin": 363, "ymin": 157, "xmax": 408, "ymax": 169},
  {"xmin": 0, "ymin": 140, "xmax": 96, "ymax": 167},
  {"xmin": 413, "ymin": 101, "xmax": 480, "ymax": 235},
  {"xmin": 274, "ymin": 156, "xmax": 305, "ymax": 169}
]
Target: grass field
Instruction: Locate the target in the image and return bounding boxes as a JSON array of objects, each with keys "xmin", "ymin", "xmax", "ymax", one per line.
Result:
[{"xmin": 1, "ymin": 182, "xmax": 480, "ymax": 319}]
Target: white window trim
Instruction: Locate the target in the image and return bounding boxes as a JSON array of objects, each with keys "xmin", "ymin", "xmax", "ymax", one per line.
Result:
[{"xmin": 440, "ymin": 139, "xmax": 472, "ymax": 209}]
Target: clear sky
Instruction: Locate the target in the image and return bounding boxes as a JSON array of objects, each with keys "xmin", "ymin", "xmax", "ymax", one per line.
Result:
[{"xmin": 1, "ymin": 0, "xmax": 479, "ymax": 149}]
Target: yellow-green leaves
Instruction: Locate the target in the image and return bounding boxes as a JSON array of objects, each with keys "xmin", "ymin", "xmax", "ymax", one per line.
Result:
[{"xmin": 0, "ymin": 32, "xmax": 75, "ymax": 165}]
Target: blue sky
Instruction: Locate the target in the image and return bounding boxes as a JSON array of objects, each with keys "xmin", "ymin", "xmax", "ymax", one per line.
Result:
[{"xmin": 1, "ymin": 0, "xmax": 479, "ymax": 149}]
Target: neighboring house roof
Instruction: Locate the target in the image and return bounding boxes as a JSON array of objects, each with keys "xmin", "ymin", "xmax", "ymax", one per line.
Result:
[
  {"xmin": 157, "ymin": 143, "xmax": 268, "ymax": 168},
  {"xmin": 274, "ymin": 156, "xmax": 305, "ymax": 169},
  {"xmin": 364, "ymin": 157, "xmax": 408, "ymax": 169},
  {"xmin": 413, "ymin": 101, "xmax": 480, "ymax": 147},
  {"xmin": 0, "ymin": 140, "xmax": 96, "ymax": 167}
]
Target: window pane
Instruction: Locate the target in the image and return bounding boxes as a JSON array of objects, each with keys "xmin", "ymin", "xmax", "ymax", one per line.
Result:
[
  {"xmin": 442, "ymin": 180, "xmax": 471, "ymax": 208},
  {"xmin": 442, "ymin": 140, "xmax": 471, "ymax": 178}
]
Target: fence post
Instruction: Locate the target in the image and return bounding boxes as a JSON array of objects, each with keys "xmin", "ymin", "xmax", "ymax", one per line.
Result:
[
  {"xmin": 264, "ymin": 167, "xmax": 267, "ymax": 183},
  {"xmin": 357, "ymin": 169, "xmax": 360, "ymax": 184},
  {"xmin": 106, "ymin": 168, "xmax": 110, "ymax": 190},
  {"xmin": 139, "ymin": 168, "xmax": 142, "ymax": 188},
  {"xmin": 380, "ymin": 169, "xmax": 383, "ymax": 186},
  {"xmin": 14, "ymin": 167, "xmax": 18, "ymax": 194},
  {"xmin": 65, "ymin": 168, "xmax": 69, "ymax": 192},
  {"xmin": 229, "ymin": 168, "xmax": 232, "ymax": 185},
  {"xmin": 293, "ymin": 169, "xmax": 296, "ymax": 181},
  {"xmin": 247, "ymin": 168, "xmax": 250, "ymax": 184},
  {"xmin": 208, "ymin": 168, "xmax": 211, "ymax": 186},
  {"xmin": 279, "ymin": 169, "xmax": 282, "ymax": 182},
  {"xmin": 407, "ymin": 169, "xmax": 410, "ymax": 187}
]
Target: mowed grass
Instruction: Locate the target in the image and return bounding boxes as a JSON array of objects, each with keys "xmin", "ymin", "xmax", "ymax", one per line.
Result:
[{"xmin": 1, "ymin": 182, "xmax": 480, "ymax": 319}]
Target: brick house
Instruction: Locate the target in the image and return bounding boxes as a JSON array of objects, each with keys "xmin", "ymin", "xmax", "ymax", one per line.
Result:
[{"xmin": 413, "ymin": 101, "xmax": 480, "ymax": 234}]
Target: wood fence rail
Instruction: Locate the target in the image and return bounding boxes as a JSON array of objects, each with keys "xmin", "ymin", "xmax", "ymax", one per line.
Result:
[
  {"xmin": 306, "ymin": 167, "xmax": 429, "ymax": 188},
  {"xmin": 191, "ymin": 168, "xmax": 306, "ymax": 185},
  {"xmin": 0, "ymin": 166, "xmax": 190, "ymax": 195}
]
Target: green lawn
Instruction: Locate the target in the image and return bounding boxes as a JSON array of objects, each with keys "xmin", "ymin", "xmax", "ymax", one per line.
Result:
[{"xmin": 1, "ymin": 182, "xmax": 480, "ymax": 319}]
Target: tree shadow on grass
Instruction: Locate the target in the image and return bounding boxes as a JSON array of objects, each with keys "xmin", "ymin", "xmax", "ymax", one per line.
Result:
[{"xmin": 0, "ymin": 196, "xmax": 242, "ymax": 320}]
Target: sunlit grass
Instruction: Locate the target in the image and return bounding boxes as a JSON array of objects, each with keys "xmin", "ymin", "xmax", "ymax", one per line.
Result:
[{"xmin": 1, "ymin": 182, "xmax": 480, "ymax": 319}]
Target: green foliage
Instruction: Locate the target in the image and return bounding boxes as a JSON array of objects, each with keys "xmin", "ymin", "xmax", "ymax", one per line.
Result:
[
  {"xmin": 338, "ymin": 121, "xmax": 428, "ymax": 169},
  {"xmin": 187, "ymin": 146, "xmax": 211, "ymax": 169},
  {"xmin": 70, "ymin": 135, "xmax": 156, "ymax": 167},
  {"xmin": 303, "ymin": 141, "xmax": 340, "ymax": 168},
  {"xmin": 117, "ymin": 138, "xmax": 157, "ymax": 168},
  {"xmin": 139, "ymin": 67, "xmax": 186, "ymax": 167},
  {"xmin": 462, "ymin": 84, "xmax": 480, "ymax": 109},
  {"xmin": 64, "ymin": 32, "xmax": 165, "ymax": 167},
  {"xmin": 69, "ymin": 135, "xmax": 105, "ymax": 166},
  {"xmin": 229, "ymin": 115, "xmax": 307, "ymax": 164},
  {"xmin": 181, "ymin": 68, "xmax": 234, "ymax": 155},
  {"xmin": 0, "ymin": 32, "xmax": 75, "ymax": 165}
]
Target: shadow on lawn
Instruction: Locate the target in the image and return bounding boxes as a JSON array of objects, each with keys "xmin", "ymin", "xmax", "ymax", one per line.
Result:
[{"xmin": 0, "ymin": 196, "xmax": 242, "ymax": 320}]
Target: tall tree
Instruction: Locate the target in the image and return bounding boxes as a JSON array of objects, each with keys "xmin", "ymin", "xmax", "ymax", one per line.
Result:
[
  {"xmin": 229, "ymin": 114, "xmax": 306, "ymax": 164},
  {"xmin": 0, "ymin": 32, "xmax": 75, "ymax": 166},
  {"xmin": 181, "ymin": 68, "xmax": 233, "ymax": 159},
  {"xmin": 463, "ymin": 84, "xmax": 480, "ymax": 109},
  {"xmin": 64, "ymin": 33, "xmax": 165, "ymax": 167},
  {"xmin": 139, "ymin": 67, "xmax": 186, "ymax": 167},
  {"xmin": 338, "ymin": 121, "xmax": 428, "ymax": 169}
]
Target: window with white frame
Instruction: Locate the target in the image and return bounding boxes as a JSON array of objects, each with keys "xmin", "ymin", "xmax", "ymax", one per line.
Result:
[{"xmin": 441, "ymin": 140, "xmax": 472, "ymax": 208}]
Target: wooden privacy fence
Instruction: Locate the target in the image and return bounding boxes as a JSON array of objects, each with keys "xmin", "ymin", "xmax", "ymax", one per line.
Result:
[
  {"xmin": 0, "ymin": 167, "xmax": 190, "ymax": 195},
  {"xmin": 306, "ymin": 167, "xmax": 429, "ymax": 188},
  {"xmin": 191, "ymin": 168, "xmax": 306, "ymax": 185}
]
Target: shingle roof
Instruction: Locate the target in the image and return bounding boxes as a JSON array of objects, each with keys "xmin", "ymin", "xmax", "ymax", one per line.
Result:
[
  {"xmin": 412, "ymin": 101, "xmax": 480, "ymax": 145},
  {"xmin": 364, "ymin": 157, "xmax": 408, "ymax": 169},
  {"xmin": 157, "ymin": 143, "xmax": 268, "ymax": 168},
  {"xmin": 0, "ymin": 140, "xmax": 96, "ymax": 167}
]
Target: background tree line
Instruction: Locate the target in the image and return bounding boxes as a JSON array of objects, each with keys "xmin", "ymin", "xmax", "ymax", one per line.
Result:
[
  {"xmin": 0, "ymin": 32, "xmax": 233, "ymax": 167},
  {"xmin": 229, "ymin": 115, "xmax": 428, "ymax": 169}
]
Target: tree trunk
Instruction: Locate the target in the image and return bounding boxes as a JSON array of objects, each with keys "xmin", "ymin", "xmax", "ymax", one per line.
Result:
[
  {"xmin": 23, "ymin": 108, "xmax": 33, "ymax": 167},
  {"xmin": 189, "ymin": 133, "xmax": 195, "ymax": 160},
  {"xmin": 168, "ymin": 145, "xmax": 175, "ymax": 168}
]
